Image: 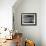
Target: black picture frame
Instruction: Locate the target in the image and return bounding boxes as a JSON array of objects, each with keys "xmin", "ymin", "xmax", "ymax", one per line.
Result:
[{"xmin": 21, "ymin": 13, "xmax": 37, "ymax": 26}]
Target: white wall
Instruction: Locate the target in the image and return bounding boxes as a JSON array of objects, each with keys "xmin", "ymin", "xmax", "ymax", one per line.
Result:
[
  {"xmin": 13, "ymin": 0, "xmax": 41, "ymax": 46},
  {"xmin": 0, "ymin": 0, "xmax": 16, "ymax": 30},
  {"xmin": 40, "ymin": 0, "xmax": 46, "ymax": 46}
]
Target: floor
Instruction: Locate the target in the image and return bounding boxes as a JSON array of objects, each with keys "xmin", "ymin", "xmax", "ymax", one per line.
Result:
[
  {"xmin": 0, "ymin": 33, "xmax": 23, "ymax": 46},
  {"xmin": 0, "ymin": 39, "xmax": 16, "ymax": 46}
]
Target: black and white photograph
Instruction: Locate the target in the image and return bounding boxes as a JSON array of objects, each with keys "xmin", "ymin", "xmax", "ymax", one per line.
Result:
[{"xmin": 21, "ymin": 13, "xmax": 37, "ymax": 25}]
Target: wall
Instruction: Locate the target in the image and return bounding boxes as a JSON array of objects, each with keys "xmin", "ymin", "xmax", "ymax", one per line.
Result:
[
  {"xmin": 0, "ymin": 0, "xmax": 16, "ymax": 30},
  {"xmin": 13, "ymin": 0, "xmax": 41, "ymax": 46},
  {"xmin": 40, "ymin": 0, "xmax": 46, "ymax": 46}
]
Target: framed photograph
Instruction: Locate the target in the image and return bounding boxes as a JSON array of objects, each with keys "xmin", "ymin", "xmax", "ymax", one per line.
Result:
[{"xmin": 21, "ymin": 13, "xmax": 37, "ymax": 26}]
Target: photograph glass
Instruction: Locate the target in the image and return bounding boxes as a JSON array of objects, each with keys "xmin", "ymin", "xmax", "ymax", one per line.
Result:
[{"xmin": 21, "ymin": 13, "xmax": 37, "ymax": 26}]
